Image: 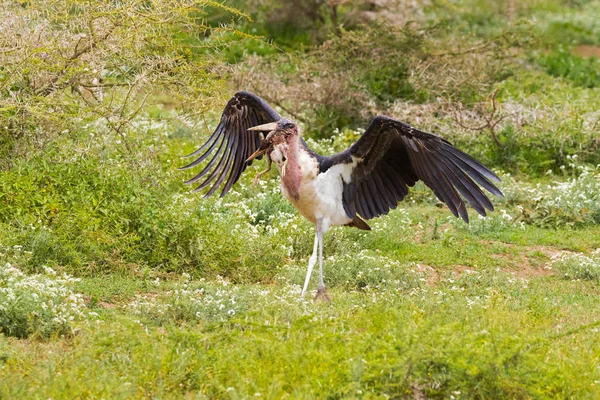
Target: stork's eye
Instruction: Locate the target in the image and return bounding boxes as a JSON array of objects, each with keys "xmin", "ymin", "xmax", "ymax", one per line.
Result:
[{"xmin": 284, "ymin": 122, "xmax": 294, "ymax": 129}]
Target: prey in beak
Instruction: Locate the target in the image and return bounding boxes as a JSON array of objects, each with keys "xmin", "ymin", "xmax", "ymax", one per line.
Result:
[
  {"xmin": 245, "ymin": 147, "xmax": 267, "ymax": 163},
  {"xmin": 247, "ymin": 121, "xmax": 278, "ymax": 184},
  {"xmin": 246, "ymin": 121, "xmax": 278, "ymax": 162}
]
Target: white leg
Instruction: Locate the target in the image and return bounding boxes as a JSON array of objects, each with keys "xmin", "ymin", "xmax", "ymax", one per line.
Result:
[
  {"xmin": 314, "ymin": 218, "xmax": 330, "ymax": 301},
  {"xmin": 317, "ymin": 227, "xmax": 324, "ymax": 290},
  {"xmin": 314, "ymin": 229, "xmax": 331, "ymax": 301},
  {"xmin": 301, "ymin": 227, "xmax": 319, "ymax": 297}
]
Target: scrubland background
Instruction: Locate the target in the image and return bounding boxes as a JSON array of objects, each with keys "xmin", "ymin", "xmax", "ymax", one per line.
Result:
[{"xmin": 1, "ymin": 0, "xmax": 600, "ymax": 398}]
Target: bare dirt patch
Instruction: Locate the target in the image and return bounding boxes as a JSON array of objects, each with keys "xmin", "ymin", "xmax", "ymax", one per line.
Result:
[
  {"xmin": 416, "ymin": 242, "xmax": 570, "ymax": 281},
  {"xmin": 475, "ymin": 241, "xmax": 567, "ymax": 278},
  {"xmin": 572, "ymin": 45, "xmax": 600, "ymax": 58},
  {"xmin": 530, "ymin": 245, "xmax": 570, "ymax": 259},
  {"xmin": 98, "ymin": 301, "xmax": 118, "ymax": 309},
  {"xmin": 508, "ymin": 263, "xmax": 553, "ymax": 279},
  {"xmin": 415, "ymin": 263, "xmax": 439, "ymax": 284},
  {"xmin": 497, "ymin": 244, "xmax": 574, "ymax": 278}
]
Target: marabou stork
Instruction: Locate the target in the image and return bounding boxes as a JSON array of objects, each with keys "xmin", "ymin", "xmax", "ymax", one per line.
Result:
[{"xmin": 181, "ymin": 91, "xmax": 503, "ymax": 300}]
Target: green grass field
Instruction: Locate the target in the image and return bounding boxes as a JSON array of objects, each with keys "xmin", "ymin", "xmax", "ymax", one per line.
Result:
[
  {"xmin": 2, "ymin": 204, "xmax": 600, "ymax": 398},
  {"xmin": 2, "ymin": 0, "xmax": 600, "ymax": 398},
  {"xmin": 2, "ymin": 149, "xmax": 600, "ymax": 397}
]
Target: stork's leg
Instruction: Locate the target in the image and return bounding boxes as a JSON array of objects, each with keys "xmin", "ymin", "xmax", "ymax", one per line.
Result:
[
  {"xmin": 301, "ymin": 226, "xmax": 319, "ymax": 297},
  {"xmin": 314, "ymin": 219, "xmax": 330, "ymax": 302},
  {"xmin": 253, "ymin": 157, "xmax": 272, "ymax": 185}
]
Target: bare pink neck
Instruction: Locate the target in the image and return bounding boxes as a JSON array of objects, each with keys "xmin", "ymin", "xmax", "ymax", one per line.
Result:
[{"xmin": 282, "ymin": 134, "xmax": 302, "ymax": 200}]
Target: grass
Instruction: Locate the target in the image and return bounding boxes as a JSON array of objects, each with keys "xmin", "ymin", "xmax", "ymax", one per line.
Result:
[
  {"xmin": 2, "ymin": 261, "xmax": 600, "ymax": 398},
  {"xmin": 2, "ymin": 200, "xmax": 600, "ymax": 398}
]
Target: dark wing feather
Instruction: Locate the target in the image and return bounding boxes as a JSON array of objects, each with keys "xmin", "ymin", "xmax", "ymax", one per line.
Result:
[
  {"xmin": 180, "ymin": 91, "xmax": 280, "ymax": 197},
  {"xmin": 326, "ymin": 115, "xmax": 503, "ymax": 223}
]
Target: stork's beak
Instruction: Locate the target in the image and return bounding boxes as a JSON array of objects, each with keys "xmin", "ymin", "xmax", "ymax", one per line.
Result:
[
  {"xmin": 245, "ymin": 148, "xmax": 267, "ymax": 163},
  {"xmin": 248, "ymin": 122, "xmax": 278, "ymax": 132}
]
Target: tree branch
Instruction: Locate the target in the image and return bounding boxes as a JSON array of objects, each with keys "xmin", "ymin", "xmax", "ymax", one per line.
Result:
[{"xmin": 35, "ymin": 22, "xmax": 118, "ymax": 97}]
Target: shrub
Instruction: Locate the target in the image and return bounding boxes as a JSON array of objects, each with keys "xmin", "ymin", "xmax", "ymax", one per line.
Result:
[
  {"xmin": 550, "ymin": 250, "xmax": 600, "ymax": 281},
  {"xmin": 0, "ymin": 264, "xmax": 92, "ymax": 339},
  {"xmin": 538, "ymin": 46, "xmax": 600, "ymax": 88},
  {"xmin": 125, "ymin": 274, "xmax": 315, "ymax": 325},
  {"xmin": 499, "ymin": 160, "xmax": 600, "ymax": 227},
  {"xmin": 232, "ymin": 24, "xmax": 430, "ymax": 136},
  {"xmin": 233, "ymin": 15, "xmax": 531, "ymax": 139}
]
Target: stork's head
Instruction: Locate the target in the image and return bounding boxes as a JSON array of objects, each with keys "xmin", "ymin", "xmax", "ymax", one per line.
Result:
[{"xmin": 246, "ymin": 118, "xmax": 299, "ymax": 163}]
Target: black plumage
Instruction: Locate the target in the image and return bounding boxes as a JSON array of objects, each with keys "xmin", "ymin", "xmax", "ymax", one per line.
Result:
[
  {"xmin": 183, "ymin": 94, "xmax": 503, "ymax": 223},
  {"xmin": 326, "ymin": 116, "xmax": 502, "ymax": 223},
  {"xmin": 180, "ymin": 91, "xmax": 280, "ymax": 197}
]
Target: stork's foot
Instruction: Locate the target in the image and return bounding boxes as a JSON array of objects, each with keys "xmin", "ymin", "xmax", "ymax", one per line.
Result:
[{"xmin": 314, "ymin": 285, "xmax": 331, "ymax": 302}]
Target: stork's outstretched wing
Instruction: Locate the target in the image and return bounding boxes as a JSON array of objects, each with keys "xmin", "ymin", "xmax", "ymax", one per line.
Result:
[
  {"xmin": 324, "ymin": 116, "xmax": 503, "ymax": 223},
  {"xmin": 180, "ymin": 91, "xmax": 281, "ymax": 197}
]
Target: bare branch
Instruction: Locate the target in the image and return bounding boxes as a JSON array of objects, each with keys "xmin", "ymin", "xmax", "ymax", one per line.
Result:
[{"xmin": 450, "ymin": 89, "xmax": 511, "ymax": 147}]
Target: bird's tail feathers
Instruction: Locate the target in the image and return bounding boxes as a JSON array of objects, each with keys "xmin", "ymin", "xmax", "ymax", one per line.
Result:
[{"xmin": 345, "ymin": 217, "xmax": 371, "ymax": 231}]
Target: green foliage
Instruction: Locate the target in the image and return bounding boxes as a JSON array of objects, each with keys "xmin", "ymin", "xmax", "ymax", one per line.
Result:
[
  {"xmin": 536, "ymin": 2, "xmax": 600, "ymax": 46},
  {"xmin": 425, "ymin": 0, "xmax": 515, "ymax": 38},
  {"xmin": 552, "ymin": 251, "xmax": 600, "ymax": 280},
  {"xmin": 0, "ymin": 124, "xmax": 298, "ymax": 280},
  {"xmin": 0, "ymin": 264, "xmax": 91, "ymax": 338},
  {"xmin": 498, "ymin": 161, "xmax": 600, "ymax": 228},
  {"xmin": 538, "ymin": 46, "xmax": 600, "ymax": 88},
  {"xmin": 441, "ymin": 67, "xmax": 600, "ymax": 175}
]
